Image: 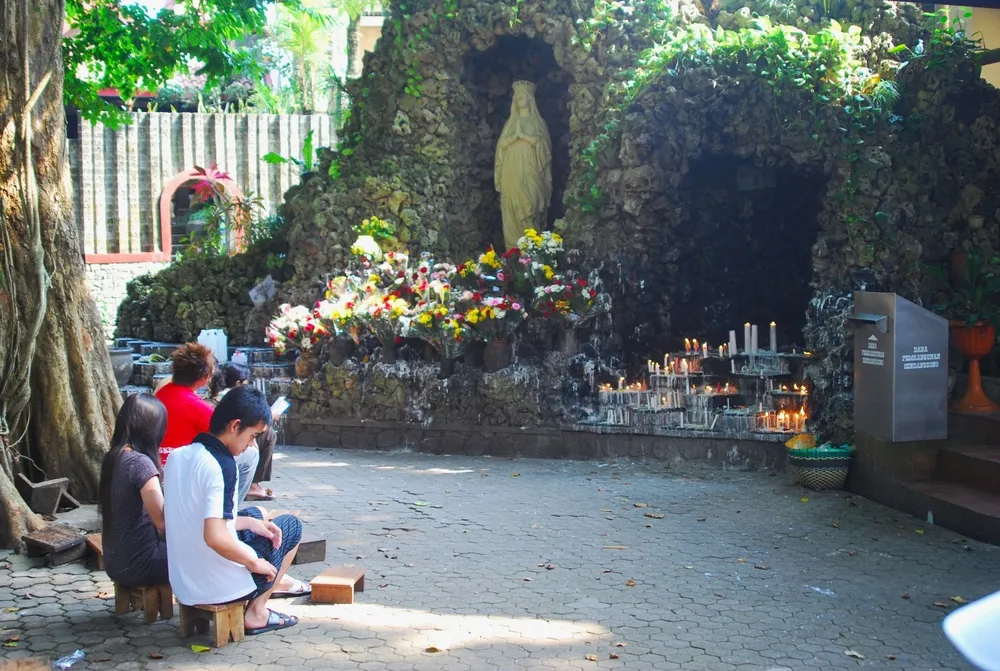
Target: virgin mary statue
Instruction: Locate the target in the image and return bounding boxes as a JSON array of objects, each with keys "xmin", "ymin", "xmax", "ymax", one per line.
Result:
[{"xmin": 494, "ymin": 80, "xmax": 553, "ymax": 250}]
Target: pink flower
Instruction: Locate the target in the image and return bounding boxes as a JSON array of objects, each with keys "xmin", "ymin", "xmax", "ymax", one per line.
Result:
[
  {"xmin": 497, "ymin": 271, "xmax": 505, "ymax": 281},
  {"xmin": 512, "ymin": 302, "xmax": 522, "ymax": 310}
]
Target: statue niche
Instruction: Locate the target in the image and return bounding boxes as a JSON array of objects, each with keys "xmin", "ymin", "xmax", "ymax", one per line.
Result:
[{"xmin": 495, "ymin": 80, "xmax": 553, "ymax": 249}]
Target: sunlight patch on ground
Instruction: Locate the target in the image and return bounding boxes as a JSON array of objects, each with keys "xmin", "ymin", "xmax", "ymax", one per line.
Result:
[{"xmin": 279, "ymin": 602, "xmax": 608, "ymax": 652}]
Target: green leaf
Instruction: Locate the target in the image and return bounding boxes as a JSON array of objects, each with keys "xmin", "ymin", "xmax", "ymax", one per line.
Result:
[
  {"xmin": 302, "ymin": 130, "xmax": 315, "ymax": 173},
  {"xmin": 262, "ymin": 152, "xmax": 290, "ymax": 165}
]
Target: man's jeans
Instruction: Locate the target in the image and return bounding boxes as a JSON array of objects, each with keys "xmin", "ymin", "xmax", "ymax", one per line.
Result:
[{"xmin": 235, "ymin": 444, "xmax": 260, "ymax": 504}]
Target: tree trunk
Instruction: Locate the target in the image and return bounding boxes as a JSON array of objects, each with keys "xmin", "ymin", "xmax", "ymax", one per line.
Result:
[
  {"xmin": 0, "ymin": 0, "xmax": 120, "ymax": 550},
  {"xmin": 346, "ymin": 16, "xmax": 362, "ymax": 80}
]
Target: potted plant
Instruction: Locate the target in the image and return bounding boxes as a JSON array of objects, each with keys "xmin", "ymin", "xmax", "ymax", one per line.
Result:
[
  {"xmin": 928, "ymin": 249, "xmax": 1000, "ymax": 412},
  {"xmin": 408, "ymin": 276, "xmax": 469, "ymax": 379}
]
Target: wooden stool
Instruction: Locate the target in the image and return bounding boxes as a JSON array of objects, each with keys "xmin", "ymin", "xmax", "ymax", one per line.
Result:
[
  {"xmin": 86, "ymin": 533, "xmax": 104, "ymax": 570},
  {"xmin": 113, "ymin": 582, "xmax": 174, "ymax": 624},
  {"xmin": 21, "ymin": 525, "xmax": 86, "ymax": 567},
  {"xmin": 179, "ymin": 602, "xmax": 246, "ymax": 648},
  {"xmin": 311, "ymin": 565, "xmax": 366, "ymax": 604}
]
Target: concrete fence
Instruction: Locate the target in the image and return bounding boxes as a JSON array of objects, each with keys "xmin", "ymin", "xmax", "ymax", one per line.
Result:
[
  {"xmin": 69, "ymin": 111, "xmax": 335, "ymax": 263},
  {"xmin": 71, "ymin": 111, "xmax": 335, "ymax": 335}
]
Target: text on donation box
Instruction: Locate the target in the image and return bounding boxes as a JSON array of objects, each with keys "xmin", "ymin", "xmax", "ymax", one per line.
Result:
[
  {"xmin": 861, "ymin": 335, "xmax": 885, "ymax": 367},
  {"xmin": 900, "ymin": 345, "xmax": 941, "ymax": 371}
]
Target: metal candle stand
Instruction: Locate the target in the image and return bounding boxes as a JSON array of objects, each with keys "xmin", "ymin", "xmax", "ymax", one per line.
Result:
[{"xmin": 593, "ymin": 347, "xmax": 812, "ymax": 438}]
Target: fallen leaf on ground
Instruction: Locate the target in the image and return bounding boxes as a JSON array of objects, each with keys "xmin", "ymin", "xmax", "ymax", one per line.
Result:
[
  {"xmin": 609, "ymin": 653, "xmax": 620, "ymax": 659},
  {"xmin": 901, "ymin": 593, "xmax": 910, "ymax": 599},
  {"xmin": 754, "ymin": 564, "xmax": 770, "ymax": 570},
  {"xmin": 602, "ymin": 569, "xmax": 615, "ymax": 574},
  {"xmin": 737, "ymin": 558, "xmax": 746, "ymax": 563},
  {"xmin": 530, "ymin": 524, "xmax": 537, "ymax": 529},
  {"xmin": 404, "ymin": 563, "xmax": 415, "ymax": 568},
  {"xmin": 644, "ymin": 513, "xmax": 665, "ymax": 519},
  {"xmin": 848, "ymin": 550, "xmax": 858, "ymax": 557},
  {"xmin": 425, "ymin": 646, "xmax": 442, "ymax": 653},
  {"xmin": 149, "ymin": 652, "xmax": 164, "ymax": 659},
  {"xmin": 633, "ymin": 503, "xmax": 649, "ymax": 508},
  {"xmin": 191, "ymin": 645, "xmax": 210, "ymax": 653},
  {"xmin": 845, "ymin": 650, "xmax": 866, "ymax": 659},
  {"xmin": 626, "ymin": 579, "xmax": 636, "ymax": 587},
  {"xmin": 615, "ymin": 642, "xmax": 628, "ymax": 647},
  {"xmin": 800, "ymin": 497, "xmax": 810, "ymax": 503},
  {"xmin": 603, "ymin": 545, "xmax": 628, "ymax": 550},
  {"xmin": 379, "ymin": 583, "xmax": 390, "ymax": 588},
  {"xmin": 886, "ymin": 654, "xmax": 897, "ymax": 660},
  {"xmin": 644, "ymin": 524, "xmax": 652, "ymax": 528},
  {"xmin": 545, "ymin": 564, "xmax": 556, "ymax": 570},
  {"xmin": 2, "ymin": 641, "xmax": 17, "ymax": 648},
  {"xmin": 585, "ymin": 654, "xmax": 598, "ymax": 662},
  {"xmin": 696, "ymin": 517, "xmax": 707, "ymax": 522},
  {"xmin": 511, "ymin": 473, "xmax": 520, "ymax": 477},
  {"xmin": 2, "ymin": 608, "xmax": 18, "ymax": 614},
  {"xmin": 951, "ymin": 596, "xmax": 969, "ymax": 604},
  {"xmin": 915, "ymin": 529, "xmax": 925, "ymax": 535},
  {"xmin": 933, "ymin": 601, "xmax": 951, "ymax": 608},
  {"xmin": 833, "ymin": 520, "xmax": 840, "ymax": 529},
  {"xmin": 600, "ymin": 508, "xmax": 613, "ymax": 513},
  {"xmin": 413, "ymin": 501, "xmax": 429, "ymax": 507},
  {"xmin": 480, "ymin": 472, "xmax": 488, "ymax": 477},
  {"xmin": 523, "ymin": 578, "xmax": 532, "ymax": 582},
  {"xmin": 97, "ymin": 592, "xmax": 110, "ymax": 599}
]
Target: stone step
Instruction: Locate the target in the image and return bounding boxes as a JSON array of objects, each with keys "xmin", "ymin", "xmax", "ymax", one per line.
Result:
[
  {"xmin": 131, "ymin": 361, "xmax": 173, "ymax": 386},
  {"xmin": 939, "ymin": 445, "xmax": 1000, "ymax": 497},
  {"xmin": 120, "ymin": 385, "xmax": 153, "ymax": 398},
  {"xmin": 230, "ymin": 346, "xmax": 276, "ymax": 366},
  {"xmin": 126, "ymin": 339, "xmax": 154, "ymax": 354},
  {"xmin": 949, "ymin": 410, "xmax": 1000, "ymax": 445},
  {"xmin": 902, "ymin": 480, "xmax": 1000, "ymax": 546}
]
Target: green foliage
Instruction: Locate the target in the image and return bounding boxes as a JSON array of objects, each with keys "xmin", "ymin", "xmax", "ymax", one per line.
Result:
[
  {"xmin": 263, "ymin": 130, "xmax": 318, "ymax": 174},
  {"xmin": 353, "ymin": 215, "xmax": 396, "ymax": 241},
  {"xmin": 63, "ymin": 0, "xmax": 296, "ymax": 127},
  {"xmin": 926, "ymin": 251, "xmax": 1000, "ymax": 327},
  {"xmin": 892, "ymin": 10, "xmax": 983, "ymax": 73}
]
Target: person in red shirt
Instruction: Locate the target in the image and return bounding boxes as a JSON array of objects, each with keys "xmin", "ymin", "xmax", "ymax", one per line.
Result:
[{"xmin": 155, "ymin": 343, "xmax": 216, "ymax": 467}]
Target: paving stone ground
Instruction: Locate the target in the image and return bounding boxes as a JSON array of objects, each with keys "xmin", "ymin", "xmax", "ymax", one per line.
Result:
[{"xmin": 2, "ymin": 446, "xmax": 999, "ymax": 670}]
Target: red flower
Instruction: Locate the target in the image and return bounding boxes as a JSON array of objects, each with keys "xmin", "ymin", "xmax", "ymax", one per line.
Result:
[
  {"xmin": 305, "ymin": 323, "xmax": 315, "ymax": 332},
  {"xmin": 395, "ymin": 335, "xmax": 403, "ymax": 344},
  {"xmin": 577, "ymin": 277, "xmax": 588, "ymax": 287},
  {"xmin": 589, "ymin": 289, "xmax": 597, "ymax": 297}
]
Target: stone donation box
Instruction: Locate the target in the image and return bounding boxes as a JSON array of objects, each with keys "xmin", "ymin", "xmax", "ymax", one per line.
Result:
[{"xmin": 850, "ymin": 292, "xmax": 949, "ymax": 442}]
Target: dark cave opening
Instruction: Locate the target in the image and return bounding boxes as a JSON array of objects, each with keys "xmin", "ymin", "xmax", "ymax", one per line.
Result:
[
  {"xmin": 670, "ymin": 155, "xmax": 826, "ymax": 350},
  {"xmin": 461, "ymin": 35, "xmax": 572, "ymax": 251}
]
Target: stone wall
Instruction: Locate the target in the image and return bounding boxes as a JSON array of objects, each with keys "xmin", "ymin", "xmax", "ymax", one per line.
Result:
[
  {"xmin": 285, "ymin": 416, "xmax": 788, "ymax": 470},
  {"xmin": 86, "ymin": 261, "xmax": 169, "ymax": 336}
]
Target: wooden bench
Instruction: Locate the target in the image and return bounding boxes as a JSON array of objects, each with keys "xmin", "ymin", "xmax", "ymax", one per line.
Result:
[
  {"xmin": 114, "ymin": 582, "xmax": 174, "ymax": 624},
  {"xmin": 86, "ymin": 533, "xmax": 104, "ymax": 570},
  {"xmin": 311, "ymin": 565, "xmax": 365, "ymax": 604},
  {"xmin": 179, "ymin": 602, "xmax": 247, "ymax": 648}
]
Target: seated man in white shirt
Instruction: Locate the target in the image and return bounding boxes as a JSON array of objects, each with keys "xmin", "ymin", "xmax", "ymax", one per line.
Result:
[{"xmin": 164, "ymin": 385, "xmax": 302, "ymax": 635}]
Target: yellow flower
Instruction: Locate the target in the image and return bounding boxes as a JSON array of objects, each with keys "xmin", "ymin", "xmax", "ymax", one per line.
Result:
[
  {"xmin": 418, "ymin": 313, "xmax": 432, "ymax": 326},
  {"xmin": 368, "ymin": 274, "xmax": 380, "ymax": 284},
  {"xmin": 467, "ymin": 308, "xmax": 480, "ymax": 324},
  {"xmin": 543, "ymin": 265, "xmax": 554, "ymax": 280},
  {"xmin": 551, "ymin": 232, "xmax": 563, "ymax": 244}
]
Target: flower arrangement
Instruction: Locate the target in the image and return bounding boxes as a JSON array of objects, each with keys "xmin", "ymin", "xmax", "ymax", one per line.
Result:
[
  {"xmin": 465, "ymin": 295, "xmax": 526, "ymax": 342},
  {"xmin": 532, "ymin": 271, "xmax": 609, "ymax": 327},
  {"xmin": 408, "ymin": 275, "xmax": 470, "ymax": 359},
  {"xmin": 266, "ymin": 303, "xmax": 329, "ymax": 355}
]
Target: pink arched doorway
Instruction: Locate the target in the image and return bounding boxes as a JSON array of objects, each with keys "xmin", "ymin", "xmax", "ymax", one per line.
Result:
[{"xmin": 159, "ymin": 166, "xmax": 246, "ymax": 257}]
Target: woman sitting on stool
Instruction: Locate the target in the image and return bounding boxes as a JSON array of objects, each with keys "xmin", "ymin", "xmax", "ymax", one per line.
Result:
[{"xmin": 98, "ymin": 393, "xmax": 169, "ymax": 587}]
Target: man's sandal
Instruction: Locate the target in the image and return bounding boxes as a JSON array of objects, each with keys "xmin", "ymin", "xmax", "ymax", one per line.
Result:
[
  {"xmin": 271, "ymin": 578, "xmax": 312, "ymax": 599},
  {"xmin": 245, "ymin": 609, "xmax": 298, "ymax": 635}
]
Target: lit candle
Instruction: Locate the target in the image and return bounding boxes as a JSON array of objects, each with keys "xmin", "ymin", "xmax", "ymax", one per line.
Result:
[
  {"xmin": 744, "ymin": 323, "xmax": 751, "ymax": 353},
  {"xmin": 663, "ymin": 354, "xmax": 668, "ymax": 369},
  {"xmin": 751, "ymin": 324, "xmax": 758, "ymax": 353},
  {"xmin": 769, "ymin": 321, "xmax": 777, "ymax": 352},
  {"xmin": 618, "ymin": 377, "xmax": 624, "ymax": 390},
  {"xmin": 684, "ymin": 338, "xmax": 691, "ymax": 353},
  {"xmin": 702, "ymin": 342, "xmax": 708, "ymax": 358},
  {"xmin": 718, "ymin": 345, "xmax": 724, "ymax": 359},
  {"xmin": 731, "ymin": 359, "xmax": 736, "ymax": 374},
  {"xmin": 680, "ymin": 359, "xmax": 688, "ymax": 375},
  {"xmin": 692, "ymin": 339, "xmax": 699, "ymax": 353}
]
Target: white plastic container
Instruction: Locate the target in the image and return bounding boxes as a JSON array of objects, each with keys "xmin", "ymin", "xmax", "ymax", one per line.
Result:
[
  {"xmin": 944, "ymin": 589, "xmax": 1000, "ymax": 670},
  {"xmin": 197, "ymin": 329, "xmax": 228, "ymax": 364}
]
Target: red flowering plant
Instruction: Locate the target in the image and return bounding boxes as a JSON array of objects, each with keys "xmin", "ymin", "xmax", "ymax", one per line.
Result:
[
  {"xmin": 465, "ymin": 294, "xmax": 526, "ymax": 342},
  {"xmin": 265, "ymin": 303, "xmax": 330, "ymax": 356}
]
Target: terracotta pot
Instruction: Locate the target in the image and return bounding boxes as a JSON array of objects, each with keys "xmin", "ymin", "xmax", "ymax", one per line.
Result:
[
  {"xmin": 464, "ymin": 341, "xmax": 485, "ymax": 367},
  {"xmin": 295, "ymin": 350, "xmax": 320, "ymax": 378},
  {"xmin": 326, "ymin": 337, "xmax": 355, "ymax": 366},
  {"xmin": 108, "ymin": 347, "xmax": 135, "ymax": 387},
  {"xmin": 950, "ymin": 321, "xmax": 998, "ymax": 413},
  {"xmin": 483, "ymin": 339, "xmax": 512, "ymax": 373},
  {"xmin": 438, "ymin": 357, "xmax": 455, "ymax": 380}
]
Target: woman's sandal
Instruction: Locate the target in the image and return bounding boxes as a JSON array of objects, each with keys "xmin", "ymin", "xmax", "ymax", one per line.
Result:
[
  {"xmin": 271, "ymin": 577, "xmax": 312, "ymax": 599},
  {"xmin": 245, "ymin": 609, "xmax": 298, "ymax": 635}
]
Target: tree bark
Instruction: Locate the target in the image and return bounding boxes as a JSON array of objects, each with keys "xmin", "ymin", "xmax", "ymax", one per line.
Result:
[
  {"xmin": 0, "ymin": 0, "xmax": 120, "ymax": 550},
  {"xmin": 346, "ymin": 16, "xmax": 363, "ymax": 80}
]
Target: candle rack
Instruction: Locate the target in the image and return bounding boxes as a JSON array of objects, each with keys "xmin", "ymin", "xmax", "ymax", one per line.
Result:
[{"xmin": 591, "ymin": 348, "xmax": 811, "ymax": 439}]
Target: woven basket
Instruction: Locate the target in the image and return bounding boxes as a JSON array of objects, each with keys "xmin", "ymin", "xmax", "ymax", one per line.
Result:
[{"xmin": 788, "ymin": 447, "xmax": 854, "ymax": 491}]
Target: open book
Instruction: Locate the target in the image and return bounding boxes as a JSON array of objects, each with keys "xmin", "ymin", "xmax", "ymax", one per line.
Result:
[{"xmin": 271, "ymin": 396, "xmax": 290, "ymax": 416}]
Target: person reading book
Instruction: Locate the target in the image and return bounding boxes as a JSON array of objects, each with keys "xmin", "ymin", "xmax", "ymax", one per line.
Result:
[{"xmin": 163, "ymin": 386, "xmax": 302, "ymax": 635}]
